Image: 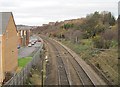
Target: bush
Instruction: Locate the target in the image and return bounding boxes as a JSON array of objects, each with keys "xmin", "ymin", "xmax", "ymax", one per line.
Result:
[
  {"xmin": 92, "ymin": 36, "xmax": 104, "ymax": 48},
  {"xmin": 102, "ymin": 29, "xmax": 117, "ymax": 41},
  {"xmin": 62, "ymin": 23, "xmax": 74, "ymax": 29},
  {"xmin": 95, "ymin": 63, "xmax": 101, "ymax": 70},
  {"xmin": 104, "ymin": 40, "xmax": 111, "ymax": 49},
  {"xmin": 92, "ymin": 36, "xmax": 111, "ymax": 49}
]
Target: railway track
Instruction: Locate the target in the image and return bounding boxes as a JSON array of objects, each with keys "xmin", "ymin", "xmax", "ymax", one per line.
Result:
[
  {"xmin": 45, "ymin": 39, "xmax": 70, "ymax": 85},
  {"xmin": 43, "ymin": 40, "xmax": 59, "ymax": 85},
  {"xmin": 50, "ymin": 39, "xmax": 94, "ymax": 86},
  {"xmin": 41, "ymin": 36, "xmax": 106, "ymax": 86}
]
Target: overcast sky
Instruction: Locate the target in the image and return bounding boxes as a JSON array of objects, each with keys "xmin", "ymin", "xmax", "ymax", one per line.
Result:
[{"xmin": 0, "ymin": 0, "xmax": 119, "ymax": 26}]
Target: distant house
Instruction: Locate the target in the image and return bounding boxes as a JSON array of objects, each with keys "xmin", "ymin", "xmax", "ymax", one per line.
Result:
[
  {"xmin": 49, "ymin": 22, "xmax": 55, "ymax": 26},
  {"xmin": 17, "ymin": 26, "xmax": 31, "ymax": 47},
  {"xmin": 0, "ymin": 12, "xmax": 18, "ymax": 84},
  {"xmin": 42, "ymin": 24, "xmax": 48, "ymax": 26},
  {"xmin": 64, "ymin": 20, "xmax": 72, "ymax": 23}
]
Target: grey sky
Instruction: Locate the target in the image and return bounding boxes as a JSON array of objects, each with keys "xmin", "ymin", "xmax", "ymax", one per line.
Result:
[{"xmin": 0, "ymin": 0, "xmax": 119, "ymax": 26}]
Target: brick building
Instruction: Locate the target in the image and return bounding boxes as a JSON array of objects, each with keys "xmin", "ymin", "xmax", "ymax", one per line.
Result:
[
  {"xmin": 0, "ymin": 12, "xmax": 18, "ymax": 84},
  {"xmin": 17, "ymin": 26, "xmax": 31, "ymax": 47}
]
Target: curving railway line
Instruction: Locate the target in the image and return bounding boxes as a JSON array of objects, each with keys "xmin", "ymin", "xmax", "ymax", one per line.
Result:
[{"xmin": 41, "ymin": 36, "xmax": 107, "ymax": 86}]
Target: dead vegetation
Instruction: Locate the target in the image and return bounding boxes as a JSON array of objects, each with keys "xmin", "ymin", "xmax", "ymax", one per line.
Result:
[{"xmin": 32, "ymin": 11, "xmax": 118, "ymax": 85}]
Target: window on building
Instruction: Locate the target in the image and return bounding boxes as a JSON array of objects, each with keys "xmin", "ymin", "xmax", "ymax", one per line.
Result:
[{"xmin": 6, "ymin": 31, "xmax": 8, "ymax": 40}]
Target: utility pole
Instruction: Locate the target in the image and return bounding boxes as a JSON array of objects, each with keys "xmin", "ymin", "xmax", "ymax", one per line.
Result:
[
  {"xmin": 118, "ymin": 1, "xmax": 120, "ymax": 85},
  {"xmin": 41, "ymin": 50, "xmax": 44, "ymax": 87}
]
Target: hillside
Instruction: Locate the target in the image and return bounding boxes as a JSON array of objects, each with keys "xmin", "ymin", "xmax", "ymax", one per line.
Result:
[
  {"xmin": 33, "ymin": 11, "xmax": 117, "ymax": 44},
  {"xmin": 32, "ymin": 11, "xmax": 118, "ymax": 85}
]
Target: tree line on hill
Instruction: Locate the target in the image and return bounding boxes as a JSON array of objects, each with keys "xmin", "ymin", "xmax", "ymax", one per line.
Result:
[{"xmin": 33, "ymin": 11, "xmax": 117, "ymax": 49}]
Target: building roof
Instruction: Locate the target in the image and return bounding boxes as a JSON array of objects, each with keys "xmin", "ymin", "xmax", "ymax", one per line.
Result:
[
  {"xmin": 0, "ymin": 12, "xmax": 12, "ymax": 35},
  {"xmin": 17, "ymin": 25, "xmax": 32, "ymax": 30}
]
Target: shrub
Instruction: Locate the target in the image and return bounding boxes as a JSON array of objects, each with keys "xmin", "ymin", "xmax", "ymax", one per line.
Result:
[
  {"xmin": 95, "ymin": 63, "xmax": 101, "ymax": 70},
  {"xmin": 62, "ymin": 23, "xmax": 74, "ymax": 29},
  {"xmin": 102, "ymin": 29, "xmax": 117, "ymax": 41},
  {"xmin": 92, "ymin": 36, "xmax": 111, "ymax": 49},
  {"xmin": 104, "ymin": 40, "xmax": 111, "ymax": 49},
  {"xmin": 92, "ymin": 36, "xmax": 104, "ymax": 48}
]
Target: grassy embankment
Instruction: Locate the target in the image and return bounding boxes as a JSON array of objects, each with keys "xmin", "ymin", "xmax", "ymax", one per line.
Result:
[
  {"xmin": 25, "ymin": 46, "xmax": 47, "ymax": 85},
  {"xmin": 17, "ymin": 47, "xmax": 38, "ymax": 71},
  {"xmin": 16, "ymin": 57, "xmax": 32, "ymax": 72},
  {"xmin": 61, "ymin": 39, "xmax": 118, "ymax": 85},
  {"xmin": 18, "ymin": 57, "xmax": 32, "ymax": 68}
]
